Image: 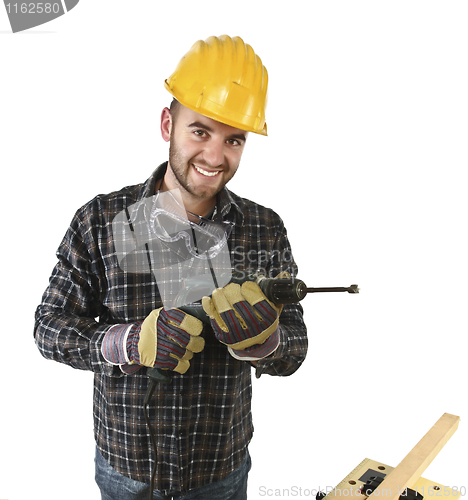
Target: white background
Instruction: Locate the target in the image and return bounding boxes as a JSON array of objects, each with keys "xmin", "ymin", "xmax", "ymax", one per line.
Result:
[{"xmin": 1, "ymin": 1, "xmax": 467, "ymax": 498}]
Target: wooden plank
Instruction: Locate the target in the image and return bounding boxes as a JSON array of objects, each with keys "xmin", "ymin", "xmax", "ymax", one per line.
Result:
[
  {"xmin": 413, "ymin": 475, "xmax": 461, "ymax": 499},
  {"xmin": 323, "ymin": 457, "xmax": 461, "ymax": 500},
  {"xmin": 323, "ymin": 458, "xmax": 388, "ymax": 500},
  {"xmin": 369, "ymin": 413, "xmax": 460, "ymax": 500}
]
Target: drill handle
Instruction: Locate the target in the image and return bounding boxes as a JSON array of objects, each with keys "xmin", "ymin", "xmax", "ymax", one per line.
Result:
[{"xmin": 147, "ymin": 274, "xmax": 309, "ymax": 384}]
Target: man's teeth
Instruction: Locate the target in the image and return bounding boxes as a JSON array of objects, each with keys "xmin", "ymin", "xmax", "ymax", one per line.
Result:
[{"xmin": 194, "ymin": 165, "xmax": 220, "ymax": 177}]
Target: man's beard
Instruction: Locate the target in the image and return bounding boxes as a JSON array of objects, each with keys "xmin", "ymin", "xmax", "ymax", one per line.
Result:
[
  {"xmin": 168, "ymin": 135, "xmax": 237, "ymax": 200},
  {"xmin": 168, "ymin": 140, "xmax": 203, "ymax": 198}
]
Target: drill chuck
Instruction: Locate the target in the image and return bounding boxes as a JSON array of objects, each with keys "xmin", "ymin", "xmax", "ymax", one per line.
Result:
[{"xmin": 257, "ymin": 277, "xmax": 308, "ymax": 304}]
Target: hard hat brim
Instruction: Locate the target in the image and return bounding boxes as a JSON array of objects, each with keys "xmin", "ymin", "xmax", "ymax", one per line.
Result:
[{"xmin": 165, "ymin": 81, "xmax": 268, "ymax": 136}]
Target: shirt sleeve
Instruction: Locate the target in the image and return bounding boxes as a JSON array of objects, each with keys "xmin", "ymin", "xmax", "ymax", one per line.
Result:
[
  {"xmin": 33, "ymin": 207, "xmax": 123, "ymax": 377},
  {"xmin": 254, "ymin": 303, "xmax": 307, "ymax": 378},
  {"xmin": 253, "ymin": 222, "xmax": 308, "ymax": 378}
]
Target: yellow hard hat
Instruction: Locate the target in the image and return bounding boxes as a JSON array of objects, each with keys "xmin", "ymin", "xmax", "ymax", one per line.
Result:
[{"xmin": 165, "ymin": 35, "xmax": 268, "ymax": 136}]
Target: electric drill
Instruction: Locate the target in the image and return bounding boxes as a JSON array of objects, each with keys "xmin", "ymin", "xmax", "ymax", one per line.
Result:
[{"xmin": 147, "ymin": 273, "xmax": 359, "ymax": 383}]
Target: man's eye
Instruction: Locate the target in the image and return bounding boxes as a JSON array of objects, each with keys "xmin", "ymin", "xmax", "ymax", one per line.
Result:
[
  {"xmin": 194, "ymin": 130, "xmax": 207, "ymax": 137},
  {"xmin": 227, "ymin": 139, "xmax": 241, "ymax": 146}
]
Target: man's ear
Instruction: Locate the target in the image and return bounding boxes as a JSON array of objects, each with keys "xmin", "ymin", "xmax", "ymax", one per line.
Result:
[{"xmin": 160, "ymin": 107, "xmax": 172, "ymax": 142}]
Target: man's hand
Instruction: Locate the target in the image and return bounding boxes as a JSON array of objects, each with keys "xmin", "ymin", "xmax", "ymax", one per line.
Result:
[
  {"xmin": 202, "ymin": 281, "xmax": 282, "ymax": 355},
  {"xmin": 102, "ymin": 308, "xmax": 205, "ymax": 374}
]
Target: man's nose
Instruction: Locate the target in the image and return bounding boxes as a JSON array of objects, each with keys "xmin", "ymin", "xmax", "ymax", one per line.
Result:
[{"xmin": 202, "ymin": 140, "xmax": 224, "ymax": 167}]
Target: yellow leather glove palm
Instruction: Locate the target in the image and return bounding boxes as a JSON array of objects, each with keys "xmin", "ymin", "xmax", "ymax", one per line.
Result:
[
  {"xmin": 102, "ymin": 308, "xmax": 204, "ymax": 374},
  {"xmin": 136, "ymin": 308, "xmax": 205, "ymax": 373},
  {"xmin": 202, "ymin": 281, "xmax": 282, "ymax": 350}
]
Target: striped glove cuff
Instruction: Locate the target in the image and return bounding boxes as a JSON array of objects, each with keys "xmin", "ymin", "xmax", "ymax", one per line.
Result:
[
  {"xmin": 101, "ymin": 322, "xmax": 142, "ymax": 366},
  {"xmin": 227, "ymin": 327, "xmax": 280, "ymax": 361}
]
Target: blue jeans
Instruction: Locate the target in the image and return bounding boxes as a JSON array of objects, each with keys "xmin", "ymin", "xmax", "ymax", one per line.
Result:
[{"xmin": 95, "ymin": 447, "xmax": 251, "ymax": 500}]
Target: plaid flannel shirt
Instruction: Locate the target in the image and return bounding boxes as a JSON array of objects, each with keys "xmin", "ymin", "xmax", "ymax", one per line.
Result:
[{"xmin": 34, "ymin": 162, "xmax": 308, "ymax": 494}]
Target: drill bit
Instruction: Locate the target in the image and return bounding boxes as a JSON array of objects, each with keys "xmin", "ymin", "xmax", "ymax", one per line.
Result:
[{"xmin": 306, "ymin": 284, "xmax": 359, "ymax": 294}]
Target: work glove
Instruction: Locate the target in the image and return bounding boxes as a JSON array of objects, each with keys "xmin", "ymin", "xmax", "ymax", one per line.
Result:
[
  {"xmin": 101, "ymin": 308, "xmax": 204, "ymax": 374},
  {"xmin": 202, "ymin": 281, "xmax": 282, "ymax": 359}
]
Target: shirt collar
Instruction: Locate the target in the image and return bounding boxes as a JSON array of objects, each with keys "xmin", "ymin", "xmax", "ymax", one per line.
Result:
[
  {"xmin": 137, "ymin": 162, "xmax": 167, "ymax": 199},
  {"xmin": 138, "ymin": 162, "xmax": 244, "ymax": 225},
  {"xmin": 215, "ymin": 186, "xmax": 244, "ymax": 225}
]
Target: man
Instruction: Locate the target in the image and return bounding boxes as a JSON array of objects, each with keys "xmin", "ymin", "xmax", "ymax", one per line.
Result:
[{"xmin": 34, "ymin": 35, "xmax": 308, "ymax": 499}]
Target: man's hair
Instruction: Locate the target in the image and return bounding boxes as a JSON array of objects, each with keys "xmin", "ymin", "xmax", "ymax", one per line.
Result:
[{"xmin": 169, "ymin": 98, "xmax": 181, "ymax": 125}]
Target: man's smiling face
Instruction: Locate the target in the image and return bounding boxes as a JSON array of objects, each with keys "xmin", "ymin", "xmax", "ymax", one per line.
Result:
[{"xmin": 160, "ymin": 103, "xmax": 248, "ymax": 214}]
